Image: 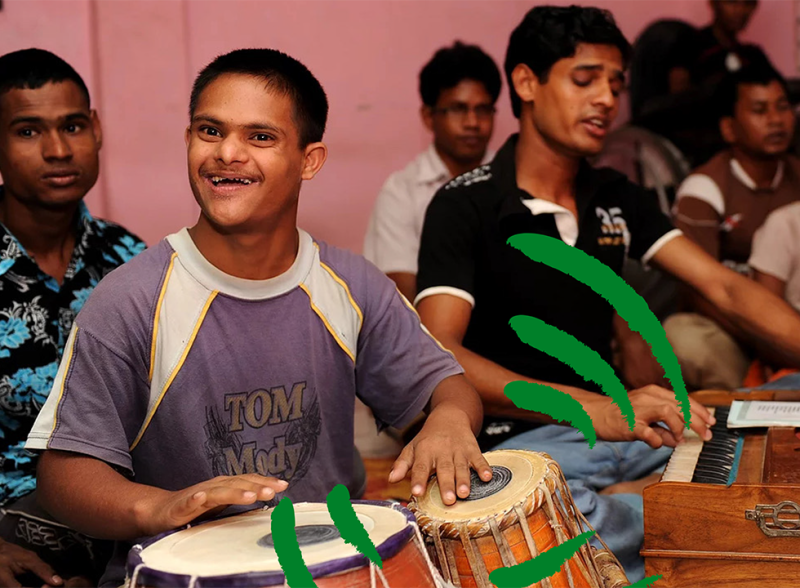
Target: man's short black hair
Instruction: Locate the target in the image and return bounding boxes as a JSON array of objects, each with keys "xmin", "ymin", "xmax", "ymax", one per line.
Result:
[
  {"xmin": 0, "ymin": 48, "xmax": 90, "ymax": 109},
  {"xmin": 717, "ymin": 61, "xmax": 788, "ymax": 119},
  {"xmin": 505, "ymin": 5, "xmax": 632, "ymax": 118},
  {"xmin": 418, "ymin": 41, "xmax": 502, "ymax": 107},
  {"xmin": 190, "ymin": 48, "xmax": 328, "ymax": 147}
]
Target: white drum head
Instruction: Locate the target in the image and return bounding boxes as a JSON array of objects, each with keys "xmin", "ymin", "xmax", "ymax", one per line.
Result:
[{"xmin": 137, "ymin": 502, "xmax": 408, "ymax": 577}]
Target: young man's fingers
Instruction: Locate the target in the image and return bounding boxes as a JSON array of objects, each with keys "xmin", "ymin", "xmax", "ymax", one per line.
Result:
[
  {"xmin": 388, "ymin": 444, "xmax": 414, "ymax": 483},
  {"xmin": 203, "ymin": 485, "xmax": 273, "ymax": 508},
  {"xmin": 433, "ymin": 458, "xmax": 457, "ymax": 505},
  {"xmin": 0, "ymin": 569, "xmax": 21, "ymax": 588},
  {"xmin": 235, "ymin": 474, "xmax": 289, "ymax": 492},
  {"xmin": 19, "ymin": 554, "xmax": 60, "ymax": 586},
  {"xmin": 467, "ymin": 446, "xmax": 492, "ymax": 482},
  {"xmin": 635, "ymin": 423, "xmax": 665, "ymax": 449},
  {"xmin": 409, "ymin": 450, "xmax": 433, "ymax": 499},
  {"xmin": 650, "ymin": 424, "xmax": 680, "ymax": 447},
  {"xmin": 453, "ymin": 456, "xmax": 472, "ymax": 499}
]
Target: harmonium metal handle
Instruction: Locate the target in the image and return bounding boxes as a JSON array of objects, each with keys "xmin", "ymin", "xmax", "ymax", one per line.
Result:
[{"xmin": 745, "ymin": 501, "xmax": 800, "ymax": 537}]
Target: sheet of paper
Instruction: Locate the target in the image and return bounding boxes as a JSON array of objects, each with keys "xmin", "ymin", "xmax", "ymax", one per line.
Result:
[{"xmin": 727, "ymin": 400, "xmax": 800, "ymax": 428}]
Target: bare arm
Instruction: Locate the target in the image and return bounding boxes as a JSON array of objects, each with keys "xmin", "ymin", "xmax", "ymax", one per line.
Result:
[
  {"xmin": 613, "ymin": 312, "xmax": 667, "ymax": 389},
  {"xmin": 37, "ymin": 450, "xmax": 288, "ymax": 540},
  {"xmin": 386, "ymin": 272, "xmax": 416, "ymax": 303},
  {"xmin": 416, "ymin": 294, "xmax": 713, "ymax": 448},
  {"xmin": 652, "ymin": 235, "xmax": 800, "ymax": 366},
  {"xmin": 752, "ymin": 269, "xmax": 787, "ymax": 300}
]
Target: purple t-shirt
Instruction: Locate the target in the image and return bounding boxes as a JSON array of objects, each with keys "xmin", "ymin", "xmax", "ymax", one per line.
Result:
[{"xmin": 27, "ymin": 228, "xmax": 461, "ymax": 584}]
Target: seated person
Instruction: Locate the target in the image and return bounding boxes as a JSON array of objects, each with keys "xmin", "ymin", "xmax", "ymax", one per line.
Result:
[
  {"xmin": 415, "ymin": 5, "xmax": 800, "ymax": 580},
  {"xmin": 0, "ymin": 48, "xmax": 145, "ymax": 586},
  {"xmin": 667, "ymin": 63, "xmax": 799, "ymax": 391},
  {"xmin": 364, "ymin": 41, "xmax": 500, "ymax": 301},
  {"xmin": 632, "ymin": 0, "xmax": 769, "ymax": 166},
  {"xmin": 746, "ymin": 201, "xmax": 800, "ymax": 379},
  {"xmin": 25, "ymin": 48, "xmax": 489, "ymax": 588}
]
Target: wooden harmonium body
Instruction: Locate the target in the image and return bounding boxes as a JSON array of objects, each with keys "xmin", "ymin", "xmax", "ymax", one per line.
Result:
[{"xmin": 642, "ymin": 389, "xmax": 800, "ymax": 587}]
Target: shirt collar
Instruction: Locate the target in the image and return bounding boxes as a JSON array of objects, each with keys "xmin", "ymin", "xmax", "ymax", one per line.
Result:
[
  {"xmin": 730, "ymin": 157, "xmax": 785, "ymax": 191},
  {"xmin": 494, "ymin": 133, "xmax": 627, "ymax": 223},
  {"xmin": 416, "ymin": 143, "xmax": 496, "ymax": 185},
  {"xmin": 0, "ymin": 185, "xmax": 97, "ymax": 278}
]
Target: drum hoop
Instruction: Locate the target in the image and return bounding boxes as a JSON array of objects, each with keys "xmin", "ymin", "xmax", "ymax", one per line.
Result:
[
  {"xmin": 127, "ymin": 500, "xmax": 416, "ymax": 587},
  {"xmin": 409, "ymin": 459, "xmax": 562, "ymax": 540}
]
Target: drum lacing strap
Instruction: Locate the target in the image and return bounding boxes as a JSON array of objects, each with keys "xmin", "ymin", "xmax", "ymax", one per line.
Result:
[
  {"xmin": 552, "ymin": 472, "xmax": 603, "ymax": 588},
  {"xmin": 556, "ymin": 468, "xmax": 612, "ymax": 586},
  {"xmin": 412, "ymin": 521, "xmax": 447, "ymax": 588},
  {"xmin": 187, "ymin": 575, "xmax": 198, "ymax": 588},
  {"xmin": 457, "ymin": 522, "xmax": 489, "ymax": 588},
  {"xmin": 368, "ymin": 559, "xmax": 391, "ymax": 588},
  {"xmin": 128, "ymin": 564, "xmax": 144, "ymax": 588},
  {"xmin": 487, "ymin": 518, "xmax": 515, "ymax": 569}
]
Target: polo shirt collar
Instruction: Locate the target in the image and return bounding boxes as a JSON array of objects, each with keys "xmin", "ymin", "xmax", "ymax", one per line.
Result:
[
  {"xmin": 730, "ymin": 157, "xmax": 784, "ymax": 191},
  {"xmin": 494, "ymin": 133, "xmax": 627, "ymax": 226}
]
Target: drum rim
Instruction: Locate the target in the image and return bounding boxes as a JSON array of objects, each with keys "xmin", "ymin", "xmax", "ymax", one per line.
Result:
[{"xmin": 126, "ymin": 500, "xmax": 416, "ymax": 586}]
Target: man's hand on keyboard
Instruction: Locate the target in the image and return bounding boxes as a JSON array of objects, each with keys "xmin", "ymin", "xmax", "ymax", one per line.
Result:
[{"xmin": 593, "ymin": 385, "xmax": 716, "ymax": 449}]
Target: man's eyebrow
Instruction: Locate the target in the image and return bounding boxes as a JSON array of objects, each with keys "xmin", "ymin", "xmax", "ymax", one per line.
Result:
[
  {"xmin": 191, "ymin": 114, "xmax": 225, "ymax": 126},
  {"xmin": 9, "ymin": 111, "xmax": 91, "ymax": 127}
]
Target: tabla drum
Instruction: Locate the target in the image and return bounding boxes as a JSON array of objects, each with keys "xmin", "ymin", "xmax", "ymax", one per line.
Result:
[
  {"xmin": 409, "ymin": 450, "xmax": 626, "ymax": 588},
  {"xmin": 126, "ymin": 501, "xmax": 441, "ymax": 588}
]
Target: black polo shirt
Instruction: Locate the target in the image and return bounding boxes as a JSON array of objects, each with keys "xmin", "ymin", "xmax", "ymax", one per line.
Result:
[{"xmin": 416, "ymin": 134, "xmax": 680, "ymax": 448}]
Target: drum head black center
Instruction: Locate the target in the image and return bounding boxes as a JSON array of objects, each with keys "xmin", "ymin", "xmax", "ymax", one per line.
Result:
[
  {"xmin": 462, "ymin": 465, "xmax": 513, "ymax": 501},
  {"xmin": 258, "ymin": 524, "xmax": 341, "ymax": 548}
]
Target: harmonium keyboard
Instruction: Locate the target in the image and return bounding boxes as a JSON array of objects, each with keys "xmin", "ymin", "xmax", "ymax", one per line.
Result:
[{"xmin": 642, "ymin": 389, "xmax": 800, "ymax": 587}]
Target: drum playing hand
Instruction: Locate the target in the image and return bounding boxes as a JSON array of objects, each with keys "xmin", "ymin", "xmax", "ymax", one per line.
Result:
[
  {"xmin": 141, "ymin": 474, "xmax": 289, "ymax": 535},
  {"xmin": 0, "ymin": 538, "xmax": 63, "ymax": 588},
  {"xmin": 388, "ymin": 405, "xmax": 492, "ymax": 506},
  {"xmin": 594, "ymin": 385, "xmax": 715, "ymax": 448}
]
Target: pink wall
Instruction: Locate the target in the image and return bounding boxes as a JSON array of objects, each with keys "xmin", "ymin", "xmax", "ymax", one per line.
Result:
[{"xmin": 0, "ymin": 0, "xmax": 796, "ymax": 251}]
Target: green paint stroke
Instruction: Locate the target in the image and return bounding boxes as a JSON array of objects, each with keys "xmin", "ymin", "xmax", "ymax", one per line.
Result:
[
  {"xmin": 510, "ymin": 315, "xmax": 635, "ymax": 430},
  {"xmin": 271, "ymin": 497, "xmax": 317, "ymax": 588},
  {"xmin": 326, "ymin": 485, "xmax": 382, "ymax": 568},
  {"xmin": 507, "ymin": 233, "xmax": 690, "ymax": 427},
  {"xmin": 629, "ymin": 575, "xmax": 664, "ymax": 587},
  {"xmin": 489, "ymin": 530, "xmax": 595, "ymax": 588},
  {"xmin": 505, "ymin": 380, "xmax": 598, "ymax": 447}
]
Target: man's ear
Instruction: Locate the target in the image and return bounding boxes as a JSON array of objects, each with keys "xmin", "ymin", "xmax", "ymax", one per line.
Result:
[
  {"xmin": 90, "ymin": 110, "xmax": 103, "ymax": 150},
  {"xmin": 185, "ymin": 126, "xmax": 191, "ymax": 147},
  {"xmin": 511, "ymin": 63, "xmax": 540, "ymax": 109},
  {"xmin": 719, "ymin": 116, "xmax": 737, "ymax": 144},
  {"xmin": 301, "ymin": 142, "xmax": 328, "ymax": 180},
  {"xmin": 421, "ymin": 105, "xmax": 434, "ymax": 132}
]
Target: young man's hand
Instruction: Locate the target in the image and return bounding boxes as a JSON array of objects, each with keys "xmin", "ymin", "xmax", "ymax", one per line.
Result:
[
  {"xmin": 389, "ymin": 402, "xmax": 492, "ymax": 506},
  {"xmin": 592, "ymin": 385, "xmax": 715, "ymax": 448},
  {"xmin": 0, "ymin": 538, "xmax": 62, "ymax": 588},
  {"xmin": 134, "ymin": 475, "xmax": 288, "ymax": 536}
]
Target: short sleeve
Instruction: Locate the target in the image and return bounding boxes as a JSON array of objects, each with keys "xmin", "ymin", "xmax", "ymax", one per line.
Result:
[
  {"xmin": 415, "ymin": 187, "xmax": 480, "ymax": 307},
  {"xmin": 354, "ymin": 266, "xmax": 463, "ymax": 430},
  {"xmin": 749, "ymin": 206, "xmax": 798, "ymax": 282},
  {"xmin": 26, "ymin": 326, "xmax": 149, "ymax": 476},
  {"xmin": 625, "ymin": 185, "xmax": 682, "ymax": 263},
  {"xmin": 363, "ymin": 174, "xmax": 419, "ymax": 274}
]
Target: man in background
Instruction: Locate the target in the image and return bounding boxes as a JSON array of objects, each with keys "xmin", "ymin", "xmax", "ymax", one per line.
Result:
[
  {"xmin": 0, "ymin": 48, "xmax": 145, "ymax": 586},
  {"xmin": 364, "ymin": 41, "xmax": 500, "ymax": 301},
  {"xmin": 667, "ymin": 63, "xmax": 799, "ymax": 390}
]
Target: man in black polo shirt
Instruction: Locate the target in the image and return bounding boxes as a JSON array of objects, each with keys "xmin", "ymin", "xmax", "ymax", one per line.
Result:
[{"xmin": 416, "ymin": 6, "xmax": 800, "ymax": 581}]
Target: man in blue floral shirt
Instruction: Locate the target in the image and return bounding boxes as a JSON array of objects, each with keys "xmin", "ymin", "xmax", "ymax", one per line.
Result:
[{"xmin": 0, "ymin": 49, "xmax": 144, "ymax": 586}]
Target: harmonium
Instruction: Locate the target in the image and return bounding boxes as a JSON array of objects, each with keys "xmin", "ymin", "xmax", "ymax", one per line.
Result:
[{"xmin": 642, "ymin": 389, "xmax": 800, "ymax": 587}]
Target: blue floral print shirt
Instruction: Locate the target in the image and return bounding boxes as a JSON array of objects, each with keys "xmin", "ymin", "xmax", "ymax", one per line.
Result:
[{"xmin": 0, "ymin": 186, "xmax": 146, "ymax": 504}]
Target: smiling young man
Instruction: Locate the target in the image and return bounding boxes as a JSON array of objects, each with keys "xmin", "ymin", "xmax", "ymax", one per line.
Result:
[
  {"xmin": 25, "ymin": 49, "xmax": 489, "ymax": 587},
  {"xmin": 0, "ymin": 49, "xmax": 144, "ymax": 587},
  {"xmin": 415, "ymin": 5, "xmax": 800, "ymax": 580},
  {"xmin": 363, "ymin": 41, "xmax": 500, "ymax": 301},
  {"xmin": 667, "ymin": 64, "xmax": 800, "ymax": 390}
]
